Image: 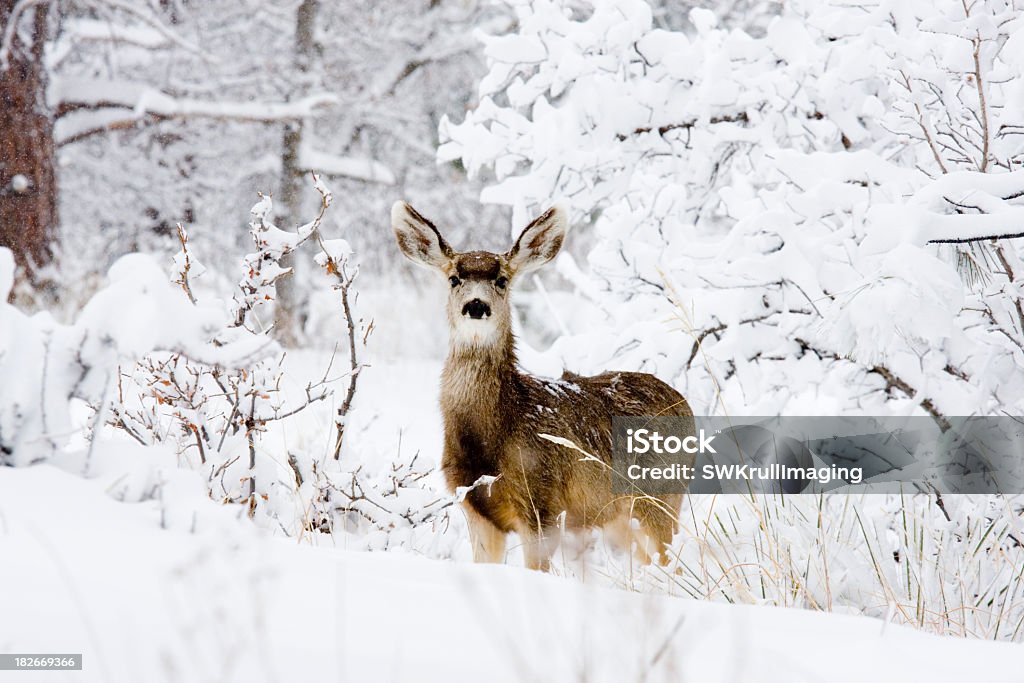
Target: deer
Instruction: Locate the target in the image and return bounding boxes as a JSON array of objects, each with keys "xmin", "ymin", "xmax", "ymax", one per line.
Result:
[{"xmin": 391, "ymin": 201, "xmax": 695, "ymax": 571}]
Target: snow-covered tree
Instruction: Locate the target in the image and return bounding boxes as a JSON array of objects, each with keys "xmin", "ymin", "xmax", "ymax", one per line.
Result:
[
  {"xmin": 270, "ymin": 0, "xmax": 504, "ymax": 344},
  {"xmin": 440, "ymin": 0, "xmax": 1024, "ymax": 419},
  {"xmin": 4, "ymin": 0, "xmax": 511, "ymax": 346},
  {"xmin": 47, "ymin": 0, "xmax": 344, "ymax": 311}
]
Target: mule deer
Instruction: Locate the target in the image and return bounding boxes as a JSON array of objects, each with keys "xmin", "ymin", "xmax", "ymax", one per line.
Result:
[{"xmin": 391, "ymin": 201, "xmax": 695, "ymax": 571}]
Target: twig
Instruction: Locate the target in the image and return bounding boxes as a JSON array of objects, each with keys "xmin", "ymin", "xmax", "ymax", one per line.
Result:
[
  {"xmin": 302, "ymin": 173, "xmax": 369, "ymax": 461},
  {"xmin": 245, "ymin": 392, "xmax": 257, "ymax": 506},
  {"xmin": 174, "ymin": 224, "xmax": 198, "ymax": 305},
  {"xmin": 971, "ymin": 30, "xmax": 989, "ymax": 172},
  {"xmin": 331, "ymin": 274, "xmax": 364, "ymax": 460},
  {"xmin": 898, "ymin": 70, "xmax": 948, "ymax": 174},
  {"xmin": 0, "ymin": 0, "xmax": 50, "ymax": 72},
  {"xmin": 868, "ymin": 364, "xmax": 951, "ymax": 431},
  {"xmin": 993, "ymin": 245, "xmax": 1024, "ymax": 335},
  {"xmin": 928, "ymin": 231, "xmax": 1024, "ymax": 244},
  {"xmin": 616, "ymin": 112, "xmax": 749, "ymax": 141}
]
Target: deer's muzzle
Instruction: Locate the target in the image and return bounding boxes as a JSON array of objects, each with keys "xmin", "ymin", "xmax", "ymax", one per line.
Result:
[{"xmin": 462, "ymin": 299, "xmax": 491, "ymax": 319}]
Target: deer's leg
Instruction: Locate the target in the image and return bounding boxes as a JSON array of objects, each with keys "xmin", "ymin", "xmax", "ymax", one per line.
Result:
[
  {"xmin": 464, "ymin": 503, "xmax": 507, "ymax": 563},
  {"xmin": 603, "ymin": 515, "xmax": 645, "ymax": 562},
  {"xmin": 603, "ymin": 514, "xmax": 656, "ymax": 565},
  {"xmin": 634, "ymin": 497, "xmax": 679, "ymax": 566},
  {"xmin": 519, "ymin": 525, "xmax": 559, "ymax": 572}
]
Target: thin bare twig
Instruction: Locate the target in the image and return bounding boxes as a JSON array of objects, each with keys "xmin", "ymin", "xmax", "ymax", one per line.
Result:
[
  {"xmin": 971, "ymin": 32, "xmax": 990, "ymax": 172},
  {"xmin": 174, "ymin": 224, "xmax": 198, "ymax": 305},
  {"xmin": 928, "ymin": 232, "xmax": 1024, "ymax": 244},
  {"xmin": 898, "ymin": 70, "xmax": 948, "ymax": 174}
]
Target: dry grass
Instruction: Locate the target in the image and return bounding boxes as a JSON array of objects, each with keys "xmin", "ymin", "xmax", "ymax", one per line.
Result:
[{"xmin": 578, "ymin": 492, "xmax": 1024, "ymax": 642}]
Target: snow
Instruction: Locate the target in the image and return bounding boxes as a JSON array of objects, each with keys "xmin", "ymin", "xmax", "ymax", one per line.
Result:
[
  {"xmin": 134, "ymin": 91, "xmax": 339, "ymax": 122},
  {"xmin": 9, "ymin": 1, "xmax": 1024, "ymax": 678},
  {"xmin": 0, "ymin": 247, "xmax": 13, "ymax": 300},
  {"xmin": 64, "ymin": 18, "xmax": 172, "ymax": 49},
  {"xmin": 1, "ymin": 463, "xmax": 1020, "ymax": 683},
  {"xmin": 50, "ymin": 76, "xmax": 338, "ymax": 125},
  {"xmin": 314, "ymin": 238, "xmax": 352, "ymax": 266},
  {"xmin": 9, "ymin": 174, "xmax": 30, "ymax": 194},
  {"xmin": 4, "ymin": 238, "xmax": 1024, "ymax": 673},
  {"xmin": 298, "ymin": 144, "xmax": 396, "ymax": 185},
  {"xmin": 823, "ymin": 245, "xmax": 965, "ymax": 363}
]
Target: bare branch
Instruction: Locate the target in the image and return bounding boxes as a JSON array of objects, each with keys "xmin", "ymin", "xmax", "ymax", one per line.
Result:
[
  {"xmin": 616, "ymin": 111, "xmax": 750, "ymax": 141},
  {"xmin": 173, "ymin": 224, "xmax": 198, "ymax": 305},
  {"xmin": 868, "ymin": 365, "xmax": 951, "ymax": 431},
  {"xmin": 899, "ymin": 70, "xmax": 948, "ymax": 174},
  {"xmin": 971, "ymin": 32, "xmax": 991, "ymax": 172},
  {"xmin": 928, "ymin": 232, "xmax": 1024, "ymax": 244}
]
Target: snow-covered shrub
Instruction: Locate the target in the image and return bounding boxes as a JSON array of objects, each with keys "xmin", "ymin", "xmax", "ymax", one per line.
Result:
[
  {"xmin": 108, "ymin": 178, "xmax": 469, "ymax": 539},
  {"xmin": 440, "ymin": 0, "xmax": 1024, "ymax": 418},
  {"xmin": 106, "ymin": 179, "xmax": 343, "ymax": 523},
  {"xmin": 1, "ymin": 177, "xmax": 469, "ymax": 543},
  {"xmin": 0, "ymin": 246, "xmax": 267, "ymax": 468}
]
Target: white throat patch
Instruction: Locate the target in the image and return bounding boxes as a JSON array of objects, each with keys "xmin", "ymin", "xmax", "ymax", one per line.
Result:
[{"xmin": 450, "ymin": 315, "xmax": 501, "ymax": 349}]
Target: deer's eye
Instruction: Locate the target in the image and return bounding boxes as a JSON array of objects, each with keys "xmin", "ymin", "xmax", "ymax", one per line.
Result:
[
  {"xmin": 495, "ymin": 276, "xmax": 508, "ymax": 290},
  {"xmin": 449, "ymin": 275, "xmax": 461, "ymax": 288}
]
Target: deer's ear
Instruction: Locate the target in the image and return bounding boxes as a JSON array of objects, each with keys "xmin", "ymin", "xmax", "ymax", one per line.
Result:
[
  {"xmin": 506, "ymin": 205, "xmax": 569, "ymax": 276},
  {"xmin": 391, "ymin": 201, "xmax": 454, "ymax": 270}
]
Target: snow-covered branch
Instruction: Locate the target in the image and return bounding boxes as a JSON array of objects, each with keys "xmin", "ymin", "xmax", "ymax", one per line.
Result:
[
  {"xmin": 73, "ymin": 0, "xmax": 209, "ymax": 57},
  {"xmin": 298, "ymin": 143, "xmax": 395, "ymax": 185},
  {"xmin": 53, "ymin": 78, "xmax": 338, "ymax": 145},
  {"xmin": 62, "ymin": 18, "xmax": 173, "ymax": 49}
]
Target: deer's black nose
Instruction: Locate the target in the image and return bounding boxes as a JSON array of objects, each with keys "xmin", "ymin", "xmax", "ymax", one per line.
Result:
[{"xmin": 462, "ymin": 299, "xmax": 491, "ymax": 319}]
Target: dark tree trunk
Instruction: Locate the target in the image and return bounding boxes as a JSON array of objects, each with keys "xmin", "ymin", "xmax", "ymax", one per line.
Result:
[{"xmin": 0, "ymin": 0, "xmax": 56, "ymax": 286}]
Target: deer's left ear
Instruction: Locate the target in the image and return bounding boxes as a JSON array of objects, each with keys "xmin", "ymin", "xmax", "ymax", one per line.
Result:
[{"xmin": 506, "ymin": 205, "xmax": 569, "ymax": 276}]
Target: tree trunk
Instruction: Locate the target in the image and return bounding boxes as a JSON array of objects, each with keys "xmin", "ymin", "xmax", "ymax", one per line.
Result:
[
  {"xmin": 0, "ymin": 0, "xmax": 56, "ymax": 288},
  {"xmin": 274, "ymin": 0, "xmax": 320, "ymax": 346}
]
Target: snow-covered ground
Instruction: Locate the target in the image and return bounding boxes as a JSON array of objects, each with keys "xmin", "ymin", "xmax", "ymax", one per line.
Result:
[
  {"xmin": 2, "ymin": 348, "xmax": 1022, "ymax": 682},
  {"xmin": 2, "ymin": 462, "xmax": 1022, "ymax": 683}
]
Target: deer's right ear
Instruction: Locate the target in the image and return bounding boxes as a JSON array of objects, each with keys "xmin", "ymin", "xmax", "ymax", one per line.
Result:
[{"xmin": 391, "ymin": 201, "xmax": 454, "ymax": 270}]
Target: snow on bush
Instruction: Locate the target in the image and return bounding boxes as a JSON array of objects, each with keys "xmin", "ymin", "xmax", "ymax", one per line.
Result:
[
  {"xmin": 0, "ymin": 247, "xmax": 265, "ymax": 468},
  {"xmin": 440, "ymin": 0, "xmax": 1024, "ymax": 419},
  {"xmin": 437, "ymin": 0, "xmax": 1024, "ymax": 639},
  {"xmin": 0, "ymin": 177, "xmax": 470, "ymax": 547}
]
